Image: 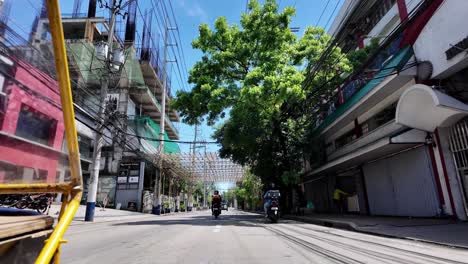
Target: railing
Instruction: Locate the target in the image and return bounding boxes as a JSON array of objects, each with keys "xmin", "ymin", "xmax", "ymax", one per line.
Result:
[
  {"xmin": 61, "ymin": 13, "xmax": 90, "ymax": 19},
  {"xmin": 135, "ymin": 46, "xmax": 172, "ymax": 98},
  {"xmin": 314, "ymin": 33, "xmax": 403, "ymax": 129}
]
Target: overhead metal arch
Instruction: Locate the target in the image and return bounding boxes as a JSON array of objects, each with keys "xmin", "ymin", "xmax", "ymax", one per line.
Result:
[{"xmin": 160, "ymin": 152, "xmax": 246, "ymax": 183}]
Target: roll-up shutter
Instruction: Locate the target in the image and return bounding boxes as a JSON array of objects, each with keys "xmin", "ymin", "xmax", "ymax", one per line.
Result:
[{"xmin": 363, "ymin": 146, "xmax": 440, "ymax": 216}]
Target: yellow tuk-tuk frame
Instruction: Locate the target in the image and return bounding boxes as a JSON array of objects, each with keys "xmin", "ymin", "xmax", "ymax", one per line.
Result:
[{"xmin": 0, "ymin": 1, "xmax": 83, "ymax": 263}]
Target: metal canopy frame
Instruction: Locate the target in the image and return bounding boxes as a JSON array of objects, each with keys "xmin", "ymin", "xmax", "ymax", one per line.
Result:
[{"xmin": 161, "ymin": 152, "xmax": 246, "ymax": 183}]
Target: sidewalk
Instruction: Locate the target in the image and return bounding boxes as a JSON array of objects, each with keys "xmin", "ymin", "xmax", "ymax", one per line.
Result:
[
  {"xmin": 286, "ymin": 214, "xmax": 468, "ymax": 249},
  {"xmin": 48, "ymin": 204, "xmax": 191, "ymax": 225}
]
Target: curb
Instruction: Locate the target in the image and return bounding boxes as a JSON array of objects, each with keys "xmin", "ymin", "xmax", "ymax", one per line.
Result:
[
  {"xmin": 53, "ymin": 211, "xmax": 199, "ymax": 226},
  {"xmin": 285, "ymin": 215, "xmax": 358, "ymax": 231},
  {"xmin": 284, "ymin": 215, "xmax": 468, "ymax": 250}
]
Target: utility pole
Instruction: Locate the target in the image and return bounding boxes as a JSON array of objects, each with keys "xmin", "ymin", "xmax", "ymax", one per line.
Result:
[
  {"xmin": 153, "ymin": 15, "xmax": 176, "ymax": 214},
  {"xmin": 188, "ymin": 124, "xmax": 198, "ymax": 212},
  {"xmin": 85, "ymin": 0, "xmax": 121, "ymax": 222},
  {"xmin": 203, "ymin": 142, "xmax": 207, "ymax": 209}
]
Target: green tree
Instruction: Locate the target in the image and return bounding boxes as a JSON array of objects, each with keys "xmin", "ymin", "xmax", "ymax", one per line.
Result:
[
  {"xmin": 223, "ymin": 189, "xmax": 235, "ymax": 206},
  {"xmin": 347, "ymin": 38, "xmax": 380, "ymax": 71},
  {"xmin": 174, "ymin": 0, "xmax": 350, "ymax": 193},
  {"xmin": 234, "ymin": 172, "xmax": 263, "ymax": 210}
]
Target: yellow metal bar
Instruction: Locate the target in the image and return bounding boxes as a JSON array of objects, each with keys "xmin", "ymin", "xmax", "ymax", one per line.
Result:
[
  {"xmin": 58, "ymin": 192, "xmax": 70, "ymax": 220},
  {"xmin": 35, "ymin": 0, "xmax": 84, "ymax": 263},
  {"xmin": 45, "ymin": 0, "xmax": 83, "ymax": 186},
  {"xmin": 36, "ymin": 190, "xmax": 81, "ymax": 264},
  {"xmin": 53, "ymin": 247, "xmax": 61, "ymax": 264},
  {"xmin": 0, "ymin": 183, "xmax": 73, "ymax": 194}
]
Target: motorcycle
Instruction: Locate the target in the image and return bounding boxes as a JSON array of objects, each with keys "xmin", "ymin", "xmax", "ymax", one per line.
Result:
[
  {"xmin": 0, "ymin": 194, "xmax": 54, "ymax": 213},
  {"xmin": 212, "ymin": 202, "xmax": 221, "ymax": 219},
  {"xmin": 267, "ymin": 198, "xmax": 280, "ymax": 223}
]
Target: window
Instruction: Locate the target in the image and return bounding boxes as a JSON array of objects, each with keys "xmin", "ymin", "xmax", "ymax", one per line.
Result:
[
  {"xmin": 335, "ymin": 129, "xmax": 357, "ymax": 149},
  {"xmin": 32, "ymin": 168, "xmax": 48, "ymax": 182},
  {"xmin": 15, "ymin": 105, "xmax": 56, "ymax": 146},
  {"xmin": 361, "ymin": 0, "xmax": 397, "ymax": 36},
  {"xmin": 0, "ymin": 161, "xmax": 23, "ymax": 184},
  {"xmin": 78, "ymin": 135, "xmax": 93, "ymax": 159},
  {"xmin": 0, "ymin": 74, "xmax": 6, "ymax": 115},
  {"xmin": 334, "ymin": 103, "xmax": 397, "ymax": 150}
]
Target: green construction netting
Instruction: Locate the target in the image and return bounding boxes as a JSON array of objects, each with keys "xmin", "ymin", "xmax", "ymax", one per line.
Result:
[
  {"xmin": 130, "ymin": 116, "xmax": 180, "ymax": 154},
  {"xmin": 67, "ymin": 43, "xmax": 147, "ymax": 89},
  {"xmin": 122, "ymin": 47, "xmax": 147, "ymax": 88},
  {"xmin": 67, "ymin": 42, "xmax": 105, "ymax": 83}
]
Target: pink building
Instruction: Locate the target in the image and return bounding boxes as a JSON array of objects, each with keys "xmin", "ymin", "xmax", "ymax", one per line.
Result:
[{"xmin": 0, "ymin": 52, "xmax": 66, "ymax": 184}]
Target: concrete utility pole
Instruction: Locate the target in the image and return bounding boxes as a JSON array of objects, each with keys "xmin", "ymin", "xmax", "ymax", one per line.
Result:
[
  {"xmin": 153, "ymin": 15, "xmax": 176, "ymax": 214},
  {"xmin": 85, "ymin": 0, "xmax": 123, "ymax": 222},
  {"xmin": 187, "ymin": 124, "xmax": 198, "ymax": 212},
  {"xmin": 203, "ymin": 142, "xmax": 207, "ymax": 209}
]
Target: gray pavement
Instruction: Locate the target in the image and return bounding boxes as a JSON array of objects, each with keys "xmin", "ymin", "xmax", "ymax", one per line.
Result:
[
  {"xmin": 60, "ymin": 209, "xmax": 468, "ymax": 264},
  {"xmin": 49, "ymin": 204, "xmax": 161, "ymax": 224},
  {"xmin": 286, "ymin": 214, "xmax": 468, "ymax": 248}
]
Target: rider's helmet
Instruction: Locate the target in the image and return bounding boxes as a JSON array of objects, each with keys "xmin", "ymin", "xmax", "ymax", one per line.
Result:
[
  {"xmin": 270, "ymin": 183, "xmax": 276, "ymax": 189},
  {"xmin": 214, "ymin": 190, "xmax": 219, "ymax": 195}
]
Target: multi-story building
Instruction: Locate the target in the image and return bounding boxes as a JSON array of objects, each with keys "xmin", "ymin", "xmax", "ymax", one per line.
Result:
[
  {"xmin": 28, "ymin": 1, "xmax": 181, "ymax": 211},
  {"xmin": 0, "ymin": 39, "xmax": 91, "ymax": 186},
  {"xmin": 302, "ymin": 0, "xmax": 468, "ymax": 220}
]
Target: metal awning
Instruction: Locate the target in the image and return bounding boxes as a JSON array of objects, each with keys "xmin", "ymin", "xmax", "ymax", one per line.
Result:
[{"xmin": 396, "ymin": 84, "xmax": 468, "ymax": 132}]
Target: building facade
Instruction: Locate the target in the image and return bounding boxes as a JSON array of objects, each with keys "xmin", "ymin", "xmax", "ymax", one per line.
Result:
[
  {"xmin": 303, "ymin": 0, "xmax": 468, "ymax": 220},
  {"xmin": 27, "ymin": 1, "xmax": 182, "ymax": 211},
  {"xmin": 0, "ymin": 50, "xmax": 67, "ymax": 185}
]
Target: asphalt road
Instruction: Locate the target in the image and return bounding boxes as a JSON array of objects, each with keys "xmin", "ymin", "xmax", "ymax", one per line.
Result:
[{"xmin": 61, "ymin": 209, "xmax": 468, "ymax": 264}]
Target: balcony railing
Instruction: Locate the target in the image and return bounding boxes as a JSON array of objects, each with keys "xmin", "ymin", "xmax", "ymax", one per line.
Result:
[
  {"xmin": 314, "ymin": 33, "xmax": 404, "ymax": 130},
  {"xmin": 136, "ymin": 46, "xmax": 172, "ymax": 98},
  {"xmin": 61, "ymin": 13, "xmax": 90, "ymax": 19}
]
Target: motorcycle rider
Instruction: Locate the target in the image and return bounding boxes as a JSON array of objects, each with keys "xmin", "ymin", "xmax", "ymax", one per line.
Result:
[
  {"xmin": 211, "ymin": 190, "xmax": 222, "ymax": 214},
  {"xmin": 263, "ymin": 183, "xmax": 280, "ymax": 217}
]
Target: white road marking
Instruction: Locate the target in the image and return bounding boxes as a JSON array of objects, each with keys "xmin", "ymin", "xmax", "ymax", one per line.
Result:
[{"xmin": 213, "ymin": 225, "xmax": 222, "ymax": 233}]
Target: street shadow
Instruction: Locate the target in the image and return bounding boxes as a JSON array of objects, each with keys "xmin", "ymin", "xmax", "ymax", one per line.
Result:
[{"xmin": 111, "ymin": 212, "xmax": 278, "ymax": 227}]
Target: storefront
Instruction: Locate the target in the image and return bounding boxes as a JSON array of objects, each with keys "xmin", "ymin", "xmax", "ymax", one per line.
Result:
[{"xmin": 363, "ymin": 146, "xmax": 441, "ymax": 216}]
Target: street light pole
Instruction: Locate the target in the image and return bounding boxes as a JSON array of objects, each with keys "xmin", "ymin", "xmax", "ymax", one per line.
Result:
[{"xmin": 85, "ymin": 0, "xmax": 118, "ymax": 222}]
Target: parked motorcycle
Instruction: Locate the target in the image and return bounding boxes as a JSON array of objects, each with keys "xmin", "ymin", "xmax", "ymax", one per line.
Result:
[
  {"xmin": 0, "ymin": 194, "xmax": 25, "ymax": 208},
  {"xmin": 267, "ymin": 198, "xmax": 280, "ymax": 223},
  {"xmin": 0, "ymin": 193, "xmax": 54, "ymax": 213}
]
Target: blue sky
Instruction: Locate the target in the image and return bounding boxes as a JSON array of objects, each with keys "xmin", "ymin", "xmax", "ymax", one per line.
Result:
[
  {"xmin": 159, "ymin": 0, "xmax": 344, "ymax": 153},
  {"xmin": 7, "ymin": 0, "xmax": 343, "ymax": 153}
]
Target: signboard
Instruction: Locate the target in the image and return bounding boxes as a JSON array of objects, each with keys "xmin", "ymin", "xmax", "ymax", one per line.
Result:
[
  {"xmin": 128, "ymin": 176, "xmax": 139, "ymax": 183},
  {"xmin": 118, "ymin": 169, "xmax": 129, "ymax": 177},
  {"xmin": 117, "ymin": 177, "xmax": 128, "ymax": 184}
]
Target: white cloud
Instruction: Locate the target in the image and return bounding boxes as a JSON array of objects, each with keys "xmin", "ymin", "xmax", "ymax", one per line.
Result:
[{"xmin": 178, "ymin": 0, "xmax": 208, "ymax": 22}]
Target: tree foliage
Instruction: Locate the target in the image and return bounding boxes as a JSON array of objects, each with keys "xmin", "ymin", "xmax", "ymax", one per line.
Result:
[
  {"xmin": 234, "ymin": 172, "xmax": 263, "ymax": 209},
  {"xmin": 347, "ymin": 38, "xmax": 380, "ymax": 71},
  {"xmin": 174, "ymin": 0, "xmax": 350, "ymax": 187}
]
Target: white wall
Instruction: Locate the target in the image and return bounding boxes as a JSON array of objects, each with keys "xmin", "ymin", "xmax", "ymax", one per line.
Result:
[{"xmin": 413, "ymin": 0, "xmax": 468, "ymax": 79}]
